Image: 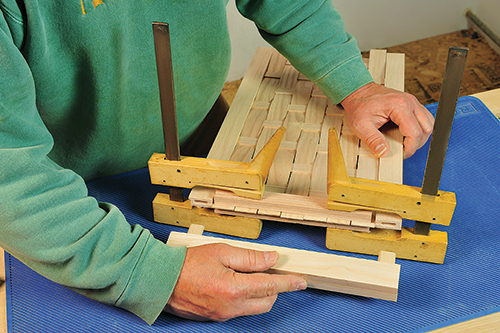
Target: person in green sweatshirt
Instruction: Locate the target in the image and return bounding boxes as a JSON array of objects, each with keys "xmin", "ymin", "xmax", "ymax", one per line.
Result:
[{"xmin": 0, "ymin": 0, "xmax": 433, "ymax": 325}]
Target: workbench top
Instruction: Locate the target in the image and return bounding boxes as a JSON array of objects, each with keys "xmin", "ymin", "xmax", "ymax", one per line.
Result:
[{"xmin": 2, "ymin": 90, "xmax": 500, "ymax": 332}]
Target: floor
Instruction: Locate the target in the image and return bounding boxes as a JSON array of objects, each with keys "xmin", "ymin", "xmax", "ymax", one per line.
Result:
[{"xmin": 222, "ymin": 28, "xmax": 500, "ymax": 107}]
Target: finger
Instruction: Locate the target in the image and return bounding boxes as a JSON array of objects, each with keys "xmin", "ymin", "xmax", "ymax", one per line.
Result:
[
  {"xmin": 413, "ymin": 104, "xmax": 435, "ymax": 148},
  {"xmin": 236, "ymin": 272, "xmax": 307, "ymax": 299},
  {"xmin": 351, "ymin": 119, "xmax": 390, "ymax": 157},
  {"xmin": 220, "ymin": 245, "xmax": 280, "ymax": 273},
  {"xmin": 388, "ymin": 106, "xmax": 425, "ymax": 159},
  {"xmin": 232, "ymin": 295, "xmax": 278, "ymax": 318}
]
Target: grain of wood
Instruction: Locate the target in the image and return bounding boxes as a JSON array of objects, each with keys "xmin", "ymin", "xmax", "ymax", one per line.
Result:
[
  {"xmin": 305, "ymin": 97, "xmax": 328, "ymax": 124},
  {"xmin": 255, "ymin": 78, "xmax": 279, "ymax": 103},
  {"xmin": 267, "ymin": 93, "xmax": 292, "ymax": 121},
  {"xmin": 283, "ymin": 110, "xmax": 305, "ymax": 143},
  {"xmin": 167, "ymin": 231, "xmax": 400, "ymax": 301},
  {"xmin": 189, "ymin": 47, "xmax": 273, "ymax": 206},
  {"xmin": 265, "ymin": 49, "xmax": 287, "ymax": 78},
  {"xmin": 276, "ymin": 65, "xmax": 300, "ymax": 93},
  {"xmin": 291, "ymin": 80, "xmax": 314, "ymax": 106},
  {"xmin": 368, "ymin": 49, "xmax": 387, "ymax": 84},
  {"xmin": 240, "ymin": 108, "xmax": 267, "ymax": 138}
]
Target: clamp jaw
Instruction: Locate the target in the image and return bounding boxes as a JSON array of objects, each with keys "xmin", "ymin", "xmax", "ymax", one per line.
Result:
[{"xmin": 327, "ymin": 128, "xmax": 456, "ymax": 226}]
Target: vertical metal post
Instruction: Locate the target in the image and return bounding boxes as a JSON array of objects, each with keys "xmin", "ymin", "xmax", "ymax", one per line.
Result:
[
  {"xmin": 152, "ymin": 22, "xmax": 184, "ymax": 202},
  {"xmin": 414, "ymin": 46, "xmax": 468, "ymax": 235}
]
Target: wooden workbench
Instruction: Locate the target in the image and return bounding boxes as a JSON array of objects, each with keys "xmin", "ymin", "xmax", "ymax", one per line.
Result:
[{"xmin": 1, "ymin": 89, "xmax": 499, "ymax": 332}]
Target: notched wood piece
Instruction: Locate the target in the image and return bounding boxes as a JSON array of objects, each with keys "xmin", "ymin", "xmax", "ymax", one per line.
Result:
[
  {"xmin": 266, "ymin": 144, "xmax": 296, "ymax": 188},
  {"xmin": 309, "ymin": 151, "xmax": 328, "ymax": 194},
  {"xmin": 167, "ymin": 231, "xmax": 400, "ymax": 301},
  {"xmin": 339, "ymin": 133, "xmax": 359, "ymax": 171},
  {"xmin": 368, "ymin": 49, "xmax": 387, "ymax": 84}
]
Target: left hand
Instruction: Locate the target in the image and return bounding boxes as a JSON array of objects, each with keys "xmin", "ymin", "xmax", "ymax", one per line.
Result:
[{"xmin": 341, "ymin": 82, "xmax": 434, "ymax": 159}]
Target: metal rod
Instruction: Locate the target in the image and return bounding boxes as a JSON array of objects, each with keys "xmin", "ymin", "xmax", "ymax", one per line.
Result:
[
  {"xmin": 414, "ymin": 46, "xmax": 468, "ymax": 235},
  {"xmin": 152, "ymin": 22, "xmax": 184, "ymax": 202}
]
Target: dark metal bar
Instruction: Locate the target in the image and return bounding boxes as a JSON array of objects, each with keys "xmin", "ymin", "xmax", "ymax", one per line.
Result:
[
  {"xmin": 152, "ymin": 22, "xmax": 184, "ymax": 202},
  {"xmin": 414, "ymin": 46, "xmax": 468, "ymax": 235}
]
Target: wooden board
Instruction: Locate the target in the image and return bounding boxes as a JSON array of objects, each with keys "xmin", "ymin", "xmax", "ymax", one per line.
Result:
[
  {"xmin": 166, "ymin": 229, "xmax": 400, "ymax": 301},
  {"xmin": 190, "ymin": 47, "xmax": 405, "ymax": 231}
]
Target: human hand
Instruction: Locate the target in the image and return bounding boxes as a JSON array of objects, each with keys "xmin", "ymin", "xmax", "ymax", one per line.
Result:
[
  {"xmin": 164, "ymin": 243, "xmax": 307, "ymax": 321},
  {"xmin": 341, "ymin": 82, "xmax": 434, "ymax": 159}
]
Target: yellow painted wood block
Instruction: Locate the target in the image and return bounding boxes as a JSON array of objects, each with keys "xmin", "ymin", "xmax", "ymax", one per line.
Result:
[
  {"xmin": 153, "ymin": 193, "xmax": 262, "ymax": 239},
  {"xmin": 326, "ymin": 227, "xmax": 448, "ymax": 264}
]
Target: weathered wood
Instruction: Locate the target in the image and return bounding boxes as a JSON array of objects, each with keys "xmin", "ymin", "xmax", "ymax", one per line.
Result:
[{"xmin": 167, "ymin": 229, "xmax": 400, "ymax": 301}]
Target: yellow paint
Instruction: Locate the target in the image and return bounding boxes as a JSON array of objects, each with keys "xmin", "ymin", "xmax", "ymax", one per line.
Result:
[
  {"xmin": 149, "ymin": 127, "xmax": 285, "ymax": 200},
  {"xmin": 81, "ymin": 0, "xmax": 105, "ymax": 15},
  {"xmin": 153, "ymin": 193, "xmax": 262, "ymax": 239},
  {"xmin": 327, "ymin": 127, "xmax": 456, "ymax": 225},
  {"xmin": 326, "ymin": 227, "xmax": 448, "ymax": 264}
]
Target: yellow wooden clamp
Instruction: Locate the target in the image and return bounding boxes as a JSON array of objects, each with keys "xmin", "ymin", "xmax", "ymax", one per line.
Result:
[
  {"xmin": 149, "ymin": 126, "xmax": 285, "ymax": 200},
  {"xmin": 327, "ymin": 128, "xmax": 456, "ymax": 225}
]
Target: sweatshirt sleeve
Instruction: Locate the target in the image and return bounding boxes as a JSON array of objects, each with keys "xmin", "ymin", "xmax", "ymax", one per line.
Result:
[
  {"xmin": 236, "ymin": 0, "xmax": 374, "ymax": 104},
  {"xmin": 0, "ymin": 12, "xmax": 185, "ymax": 325}
]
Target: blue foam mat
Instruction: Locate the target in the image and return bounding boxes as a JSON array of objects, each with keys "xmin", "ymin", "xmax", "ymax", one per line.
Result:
[{"xmin": 5, "ymin": 96, "xmax": 500, "ymax": 332}]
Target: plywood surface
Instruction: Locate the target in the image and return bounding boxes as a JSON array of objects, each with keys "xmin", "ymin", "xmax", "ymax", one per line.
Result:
[{"xmin": 191, "ymin": 47, "xmax": 405, "ymax": 231}]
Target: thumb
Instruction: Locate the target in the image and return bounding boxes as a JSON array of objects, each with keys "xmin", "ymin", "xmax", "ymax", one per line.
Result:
[
  {"xmin": 350, "ymin": 120, "xmax": 390, "ymax": 158},
  {"xmin": 220, "ymin": 245, "xmax": 279, "ymax": 273}
]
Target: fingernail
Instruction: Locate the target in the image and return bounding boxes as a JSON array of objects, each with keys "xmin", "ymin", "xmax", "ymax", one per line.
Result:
[
  {"xmin": 375, "ymin": 144, "xmax": 388, "ymax": 158},
  {"xmin": 265, "ymin": 251, "xmax": 279, "ymax": 262},
  {"xmin": 297, "ymin": 282, "xmax": 307, "ymax": 290}
]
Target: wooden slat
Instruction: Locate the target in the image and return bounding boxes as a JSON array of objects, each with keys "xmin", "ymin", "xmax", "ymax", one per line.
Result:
[
  {"xmin": 375, "ymin": 53, "xmax": 405, "ymax": 229},
  {"xmin": 189, "ymin": 47, "xmax": 274, "ymax": 206},
  {"xmin": 267, "ymin": 93, "xmax": 292, "ymax": 121},
  {"xmin": 212, "ymin": 190, "xmax": 373, "ymax": 228},
  {"xmin": 368, "ymin": 49, "xmax": 387, "ymax": 84},
  {"xmin": 166, "ymin": 231, "xmax": 400, "ymax": 301}
]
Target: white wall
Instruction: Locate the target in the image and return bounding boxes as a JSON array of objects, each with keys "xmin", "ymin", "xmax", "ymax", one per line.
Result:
[
  {"xmin": 226, "ymin": 0, "xmax": 482, "ymax": 81},
  {"xmin": 475, "ymin": 0, "xmax": 500, "ymax": 37}
]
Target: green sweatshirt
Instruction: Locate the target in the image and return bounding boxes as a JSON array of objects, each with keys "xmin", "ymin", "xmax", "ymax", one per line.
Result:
[{"xmin": 0, "ymin": 0, "xmax": 373, "ymax": 325}]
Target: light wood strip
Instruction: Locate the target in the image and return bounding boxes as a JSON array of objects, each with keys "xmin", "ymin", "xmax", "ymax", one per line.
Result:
[
  {"xmin": 230, "ymin": 142, "xmax": 255, "ymax": 163},
  {"xmin": 277, "ymin": 65, "xmax": 300, "ymax": 92},
  {"xmin": 319, "ymin": 114, "xmax": 343, "ymax": 152},
  {"xmin": 311, "ymin": 84, "xmax": 326, "ymax": 98},
  {"xmin": 294, "ymin": 130, "xmax": 319, "ymax": 165},
  {"xmin": 215, "ymin": 209, "xmax": 370, "ymax": 232},
  {"xmin": 267, "ymin": 93, "xmax": 292, "ymax": 121},
  {"xmin": 265, "ymin": 49, "xmax": 287, "ymax": 78},
  {"xmin": 255, "ymin": 78, "xmax": 279, "ymax": 103},
  {"xmin": 291, "ymin": 80, "xmax": 314, "ymax": 106},
  {"xmin": 212, "ymin": 190, "xmax": 373, "ymax": 227},
  {"xmin": 266, "ymin": 146, "xmax": 296, "ymax": 188},
  {"xmin": 375, "ymin": 53, "xmax": 405, "ymax": 229},
  {"xmin": 368, "ymin": 49, "xmax": 387, "ymax": 84},
  {"xmin": 283, "ymin": 110, "xmax": 305, "ymax": 143},
  {"xmin": 472, "ymin": 89, "xmax": 500, "ymax": 118},
  {"xmin": 240, "ymin": 108, "xmax": 268, "ymax": 138},
  {"xmin": 189, "ymin": 47, "xmax": 273, "ymax": 206},
  {"xmin": 254, "ymin": 126, "xmax": 281, "ymax": 156},
  {"xmin": 340, "ymin": 133, "xmax": 359, "ymax": 171},
  {"xmin": 167, "ymin": 231, "xmax": 400, "ymax": 301},
  {"xmin": 309, "ymin": 151, "xmax": 328, "ymax": 194},
  {"xmin": 286, "ymin": 170, "xmax": 312, "ymax": 196},
  {"xmin": 326, "ymin": 101, "xmax": 344, "ymax": 115},
  {"xmin": 305, "ymin": 97, "xmax": 328, "ymax": 124}
]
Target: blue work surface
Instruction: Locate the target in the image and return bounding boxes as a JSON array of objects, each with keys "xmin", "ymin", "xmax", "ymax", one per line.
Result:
[{"xmin": 5, "ymin": 96, "xmax": 500, "ymax": 332}]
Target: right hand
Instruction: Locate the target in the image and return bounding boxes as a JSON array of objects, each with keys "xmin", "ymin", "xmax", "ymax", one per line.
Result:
[{"xmin": 163, "ymin": 243, "xmax": 307, "ymax": 321}]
